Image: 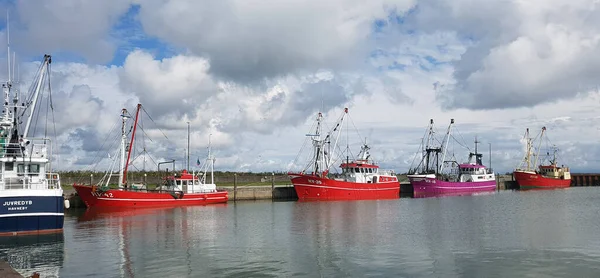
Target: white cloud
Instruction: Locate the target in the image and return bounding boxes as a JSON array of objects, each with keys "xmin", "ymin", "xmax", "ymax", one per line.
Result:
[
  {"xmin": 0, "ymin": 0, "xmax": 599, "ymax": 176},
  {"xmin": 12, "ymin": 0, "xmax": 133, "ymax": 63},
  {"xmin": 398, "ymin": 0, "xmax": 600, "ymax": 109},
  {"xmin": 136, "ymin": 0, "xmax": 416, "ymax": 82}
]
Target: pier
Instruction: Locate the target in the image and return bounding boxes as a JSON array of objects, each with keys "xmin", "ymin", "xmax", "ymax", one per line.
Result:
[
  {"xmin": 570, "ymin": 174, "xmax": 600, "ymax": 186},
  {"xmin": 0, "ymin": 260, "xmax": 23, "ymax": 278}
]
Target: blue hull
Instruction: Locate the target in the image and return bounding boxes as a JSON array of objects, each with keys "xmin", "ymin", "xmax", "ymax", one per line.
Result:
[{"xmin": 0, "ymin": 195, "xmax": 64, "ymax": 235}]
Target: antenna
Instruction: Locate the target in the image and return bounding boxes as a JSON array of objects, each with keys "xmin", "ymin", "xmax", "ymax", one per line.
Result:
[
  {"xmin": 6, "ymin": 10, "xmax": 10, "ymax": 83},
  {"xmin": 186, "ymin": 121, "xmax": 190, "ymax": 170},
  {"xmin": 12, "ymin": 52, "xmax": 15, "ymax": 82},
  {"xmin": 208, "ymin": 133, "xmax": 214, "ymax": 184}
]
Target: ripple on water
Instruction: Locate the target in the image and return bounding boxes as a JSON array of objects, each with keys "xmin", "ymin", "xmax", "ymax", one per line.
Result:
[{"xmin": 5, "ymin": 188, "xmax": 600, "ymax": 277}]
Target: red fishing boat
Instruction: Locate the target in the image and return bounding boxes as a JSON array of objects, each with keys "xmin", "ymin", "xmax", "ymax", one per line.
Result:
[
  {"xmin": 288, "ymin": 108, "xmax": 399, "ymax": 201},
  {"xmin": 513, "ymin": 127, "xmax": 571, "ymax": 189},
  {"xmin": 73, "ymin": 104, "xmax": 228, "ymax": 208}
]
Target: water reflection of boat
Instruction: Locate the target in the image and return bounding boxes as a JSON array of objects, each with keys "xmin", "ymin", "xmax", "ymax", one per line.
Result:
[
  {"xmin": 79, "ymin": 206, "xmax": 181, "ymax": 221},
  {"xmin": 0, "ymin": 233, "xmax": 64, "ymax": 277},
  {"xmin": 74, "ymin": 205, "xmax": 226, "ymax": 277},
  {"xmin": 519, "ymin": 187, "xmax": 568, "ymax": 192},
  {"xmin": 414, "ymin": 191, "xmax": 497, "ymax": 199}
]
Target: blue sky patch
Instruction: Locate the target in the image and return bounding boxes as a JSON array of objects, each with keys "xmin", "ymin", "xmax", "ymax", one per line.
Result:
[{"xmin": 109, "ymin": 4, "xmax": 174, "ymax": 66}]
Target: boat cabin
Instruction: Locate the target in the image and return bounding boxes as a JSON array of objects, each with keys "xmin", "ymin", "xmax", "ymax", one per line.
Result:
[
  {"xmin": 340, "ymin": 162, "xmax": 379, "ymax": 175},
  {"xmin": 0, "ymin": 136, "xmax": 59, "ymax": 191},
  {"xmin": 338, "ymin": 161, "xmax": 397, "ymax": 183},
  {"xmin": 163, "ymin": 170, "xmax": 216, "ymax": 193},
  {"xmin": 455, "ymin": 164, "xmax": 495, "ymax": 183},
  {"xmin": 539, "ymin": 165, "xmax": 570, "ymax": 179}
]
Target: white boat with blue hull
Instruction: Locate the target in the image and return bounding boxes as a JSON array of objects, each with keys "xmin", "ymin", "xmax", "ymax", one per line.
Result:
[{"xmin": 0, "ymin": 32, "xmax": 64, "ymax": 235}]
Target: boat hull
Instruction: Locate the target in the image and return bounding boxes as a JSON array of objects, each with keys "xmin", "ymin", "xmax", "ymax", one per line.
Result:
[
  {"xmin": 513, "ymin": 171, "xmax": 571, "ymax": 189},
  {"xmin": 73, "ymin": 184, "xmax": 228, "ymax": 208},
  {"xmin": 0, "ymin": 191, "xmax": 64, "ymax": 236},
  {"xmin": 290, "ymin": 174, "xmax": 399, "ymax": 201},
  {"xmin": 410, "ymin": 177, "xmax": 497, "ymax": 197}
]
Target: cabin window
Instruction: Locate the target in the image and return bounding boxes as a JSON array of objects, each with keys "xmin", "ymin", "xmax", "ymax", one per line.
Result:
[
  {"xmin": 4, "ymin": 162, "xmax": 13, "ymax": 171},
  {"xmin": 29, "ymin": 164, "xmax": 40, "ymax": 174},
  {"xmin": 355, "ymin": 168, "xmax": 359, "ymax": 173},
  {"xmin": 17, "ymin": 164, "xmax": 24, "ymax": 173}
]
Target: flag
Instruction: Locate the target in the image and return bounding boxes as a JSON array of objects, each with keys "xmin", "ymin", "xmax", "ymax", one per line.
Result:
[{"xmin": 196, "ymin": 158, "xmax": 201, "ymax": 166}]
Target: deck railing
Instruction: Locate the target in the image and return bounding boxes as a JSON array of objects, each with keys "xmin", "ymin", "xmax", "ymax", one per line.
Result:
[
  {"xmin": 0, "ymin": 137, "xmax": 51, "ymax": 159},
  {"xmin": 0, "ymin": 172, "xmax": 61, "ymax": 190}
]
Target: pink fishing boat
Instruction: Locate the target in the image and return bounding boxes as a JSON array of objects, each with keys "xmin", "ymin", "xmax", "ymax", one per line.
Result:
[{"xmin": 407, "ymin": 119, "xmax": 497, "ymax": 197}]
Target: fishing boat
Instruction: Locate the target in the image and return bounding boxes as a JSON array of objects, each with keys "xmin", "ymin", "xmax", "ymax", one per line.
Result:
[
  {"xmin": 513, "ymin": 127, "xmax": 571, "ymax": 189},
  {"xmin": 73, "ymin": 104, "xmax": 228, "ymax": 208},
  {"xmin": 407, "ymin": 119, "xmax": 496, "ymax": 197},
  {"xmin": 288, "ymin": 108, "xmax": 399, "ymax": 201},
  {"xmin": 0, "ymin": 46, "xmax": 65, "ymax": 235}
]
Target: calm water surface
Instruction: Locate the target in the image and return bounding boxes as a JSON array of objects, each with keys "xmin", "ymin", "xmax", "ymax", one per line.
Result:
[{"xmin": 3, "ymin": 187, "xmax": 600, "ymax": 277}]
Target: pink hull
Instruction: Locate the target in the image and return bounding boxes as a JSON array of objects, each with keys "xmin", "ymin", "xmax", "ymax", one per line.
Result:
[
  {"xmin": 290, "ymin": 174, "xmax": 399, "ymax": 201},
  {"xmin": 410, "ymin": 177, "xmax": 497, "ymax": 197},
  {"xmin": 73, "ymin": 184, "xmax": 229, "ymax": 208}
]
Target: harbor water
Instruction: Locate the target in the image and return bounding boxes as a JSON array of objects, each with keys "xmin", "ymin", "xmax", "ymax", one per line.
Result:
[{"xmin": 2, "ymin": 187, "xmax": 600, "ymax": 277}]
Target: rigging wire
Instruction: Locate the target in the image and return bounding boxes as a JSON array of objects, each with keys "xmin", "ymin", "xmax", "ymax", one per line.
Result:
[{"xmin": 141, "ymin": 105, "xmax": 170, "ymax": 141}]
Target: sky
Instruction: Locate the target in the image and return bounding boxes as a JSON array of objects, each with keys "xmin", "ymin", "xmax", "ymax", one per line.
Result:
[{"xmin": 1, "ymin": 0, "xmax": 600, "ymax": 174}]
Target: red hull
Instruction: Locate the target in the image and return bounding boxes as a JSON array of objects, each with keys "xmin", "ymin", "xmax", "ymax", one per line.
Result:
[
  {"xmin": 513, "ymin": 171, "xmax": 571, "ymax": 189},
  {"xmin": 73, "ymin": 184, "xmax": 228, "ymax": 208},
  {"xmin": 290, "ymin": 174, "xmax": 399, "ymax": 201}
]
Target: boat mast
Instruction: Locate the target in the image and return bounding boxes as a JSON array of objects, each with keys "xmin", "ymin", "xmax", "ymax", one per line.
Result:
[
  {"xmin": 22, "ymin": 55, "xmax": 51, "ymax": 138},
  {"xmin": 424, "ymin": 119, "xmax": 433, "ymax": 173},
  {"xmin": 521, "ymin": 128, "xmax": 531, "ymax": 171},
  {"xmin": 438, "ymin": 119, "xmax": 454, "ymax": 173},
  {"xmin": 325, "ymin": 108, "xmax": 348, "ymax": 169},
  {"xmin": 122, "ymin": 104, "xmax": 141, "ymax": 186},
  {"xmin": 187, "ymin": 121, "xmax": 190, "ymax": 170},
  {"xmin": 208, "ymin": 133, "xmax": 214, "ymax": 184},
  {"xmin": 532, "ymin": 126, "xmax": 546, "ymax": 169},
  {"xmin": 6, "ymin": 11, "xmax": 9, "ymax": 85},
  {"xmin": 422, "ymin": 119, "xmax": 433, "ymax": 173},
  {"xmin": 3, "ymin": 13, "xmax": 10, "ymax": 121},
  {"xmin": 551, "ymin": 145, "xmax": 557, "ymax": 165},
  {"xmin": 313, "ymin": 112, "xmax": 323, "ymax": 175},
  {"xmin": 118, "ymin": 108, "xmax": 129, "ymax": 188}
]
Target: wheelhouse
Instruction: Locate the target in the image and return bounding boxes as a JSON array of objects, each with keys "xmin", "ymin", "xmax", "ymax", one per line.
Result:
[{"xmin": 340, "ymin": 162, "xmax": 379, "ymax": 174}]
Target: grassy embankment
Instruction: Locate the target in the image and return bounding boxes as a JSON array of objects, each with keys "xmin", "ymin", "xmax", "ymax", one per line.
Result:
[
  {"xmin": 59, "ymin": 170, "xmax": 412, "ymax": 193},
  {"xmin": 59, "ymin": 170, "xmax": 293, "ymax": 191}
]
